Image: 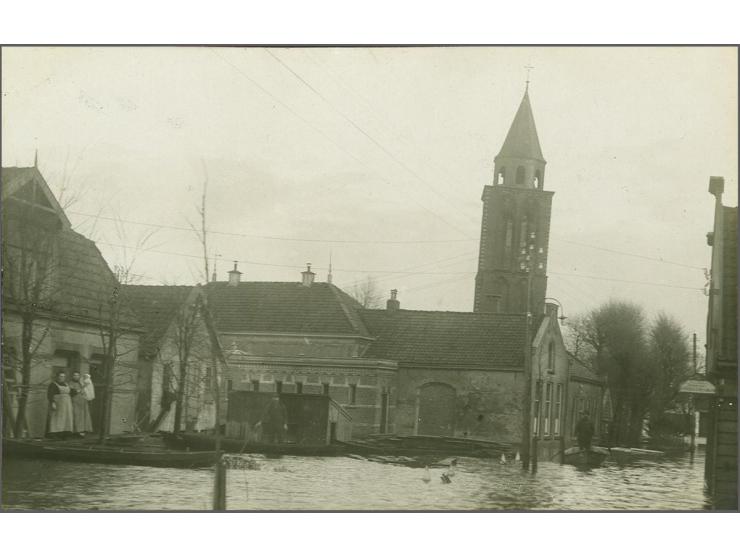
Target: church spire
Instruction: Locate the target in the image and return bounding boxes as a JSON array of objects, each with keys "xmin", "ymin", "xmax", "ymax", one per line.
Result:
[
  {"xmin": 496, "ymin": 88, "xmax": 545, "ymax": 163},
  {"xmin": 492, "ymin": 87, "xmax": 547, "ymax": 189}
]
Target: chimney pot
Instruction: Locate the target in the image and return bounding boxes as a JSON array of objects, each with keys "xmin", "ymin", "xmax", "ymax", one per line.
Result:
[
  {"xmin": 386, "ymin": 289, "xmax": 400, "ymax": 311},
  {"xmin": 301, "ymin": 263, "xmax": 315, "ymax": 287},
  {"xmin": 709, "ymin": 176, "xmax": 724, "ymax": 199},
  {"xmin": 228, "ymin": 261, "xmax": 242, "ymax": 286}
]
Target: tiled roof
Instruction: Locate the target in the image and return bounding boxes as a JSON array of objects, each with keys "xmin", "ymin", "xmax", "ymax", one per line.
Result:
[
  {"xmin": 720, "ymin": 206, "xmax": 737, "ymax": 362},
  {"xmin": 2, "ymin": 167, "xmax": 139, "ymax": 330},
  {"xmin": 679, "ymin": 375, "xmax": 716, "ymax": 395},
  {"xmin": 1, "ymin": 167, "xmax": 37, "ymax": 198},
  {"xmin": 55, "ymin": 230, "xmax": 141, "ymax": 329},
  {"xmin": 205, "ymin": 282, "xmax": 370, "ymax": 337},
  {"xmin": 121, "ymin": 285, "xmax": 194, "ymax": 358},
  {"xmin": 359, "ymin": 309, "xmax": 526, "ymax": 368},
  {"xmin": 496, "ymin": 90, "xmax": 545, "ymax": 163},
  {"xmin": 568, "ymin": 353, "xmax": 603, "ymax": 384}
]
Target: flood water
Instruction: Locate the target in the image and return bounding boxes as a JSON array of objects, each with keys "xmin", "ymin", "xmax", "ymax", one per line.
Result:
[{"xmin": 1, "ymin": 449, "xmax": 710, "ymax": 511}]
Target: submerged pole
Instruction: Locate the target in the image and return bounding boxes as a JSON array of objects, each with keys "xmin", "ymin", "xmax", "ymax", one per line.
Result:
[{"xmin": 213, "ymin": 453, "xmax": 226, "ymax": 510}]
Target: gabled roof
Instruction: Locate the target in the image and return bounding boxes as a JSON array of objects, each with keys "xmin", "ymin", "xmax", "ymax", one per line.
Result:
[
  {"xmin": 359, "ymin": 309, "xmax": 526, "ymax": 369},
  {"xmin": 205, "ymin": 282, "xmax": 370, "ymax": 337},
  {"xmin": 121, "ymin": 285, "xmax": 194, "ymax": 358},
  {"xmin": 1, "ymin": 166, "xmax": 71, "ymax": 228},
  {"xmin": 679, "ymin": 374, "xmax": 716, "ymax": 396},
  {"xmin": 495, "ymin": 89, "xmax": 545, "ymax": 163},
  {"xmin": 2, "ymin": 167, "xmax": 140, "ymax": 331}
]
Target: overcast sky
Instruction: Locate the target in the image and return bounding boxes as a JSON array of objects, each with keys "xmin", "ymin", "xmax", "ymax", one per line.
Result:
[{"xmin": 2, "ymin": 46, "xmax": 737, "ymax": 349}]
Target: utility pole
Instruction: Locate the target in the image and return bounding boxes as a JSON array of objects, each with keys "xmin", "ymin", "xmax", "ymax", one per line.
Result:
[
  {"xmin": 519, "ymin": 231, "xmax": 541, "ymax": 471},
  {"xmin": 690, "ymin": 332, "xmax": 698, "ymax": 453}
]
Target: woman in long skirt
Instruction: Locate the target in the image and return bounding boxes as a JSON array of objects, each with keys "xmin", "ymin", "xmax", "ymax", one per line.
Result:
[
  {"xmin": 47, "ymin": 370, "xmax": 74, "ymax": 439},
  {"xmin": 69, "ymin": 371, "xmax": 93, "ymax": 436}
]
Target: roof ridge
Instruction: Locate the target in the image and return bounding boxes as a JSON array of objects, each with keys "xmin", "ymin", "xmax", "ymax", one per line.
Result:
[
  {"xmin": 360, "ymin": 308, "xmax": 526, "ymax": 317},
  {"xmin": 326, "ymin": 283, "xmax": 370, "ymax": 337}
]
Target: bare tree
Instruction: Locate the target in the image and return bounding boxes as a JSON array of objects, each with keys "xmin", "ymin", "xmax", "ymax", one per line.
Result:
[
  {"xmin": 2, "ymin": 190, "xmax": 64, "ymax": 438},
  {"xmin": 170, "ymin": 291, "xmax": 210, "ymax": 434},
  {"xmin": 352, "ymin": 275, "xmax": 383, "ymax": 309},
  {"xmin": 93, "ymin": 219, "xmax": 156, "ymax": 440}
]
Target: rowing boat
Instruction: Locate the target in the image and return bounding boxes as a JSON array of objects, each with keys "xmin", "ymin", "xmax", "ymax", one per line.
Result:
[
  {"xmin": 562, "ymin": 446, "xmax": 610, "ymax": 468},
  {"xmin": 2, "ymin": 438, "xmax": 217, "ymax": 469}
]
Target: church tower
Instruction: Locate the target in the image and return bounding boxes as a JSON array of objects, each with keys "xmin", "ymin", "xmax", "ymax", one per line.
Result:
[{"xmin": 474, "ymin": 86, "xmax": 553, "ymax": 316}]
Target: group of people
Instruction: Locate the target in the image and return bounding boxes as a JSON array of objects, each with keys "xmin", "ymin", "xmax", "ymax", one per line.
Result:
[{"xmin": 47, "ymin": 370, "xmax": 95, "ymax": 439}]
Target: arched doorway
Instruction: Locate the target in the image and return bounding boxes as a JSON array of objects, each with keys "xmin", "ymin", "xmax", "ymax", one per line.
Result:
[{"xmin": 417, "ymin": 382, "xmax": 456, "ymax": 436}]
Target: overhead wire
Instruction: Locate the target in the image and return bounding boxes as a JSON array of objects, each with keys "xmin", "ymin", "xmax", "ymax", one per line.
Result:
[
  {"xmin": 89, "ymin": 236, "xmax": 704, "ymax": 292},
  {"xmin": 207, "ymin": 47, "xmax": 473, "ymax": 239},
  {"xmin": 263, "ymin": 48, "xmax": 474, "ymax": 228}
]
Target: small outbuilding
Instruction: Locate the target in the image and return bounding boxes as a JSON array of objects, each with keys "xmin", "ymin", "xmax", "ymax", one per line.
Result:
[{"xmin": 226, "ymin": 391, "xmax": 352, "ymax": 445}]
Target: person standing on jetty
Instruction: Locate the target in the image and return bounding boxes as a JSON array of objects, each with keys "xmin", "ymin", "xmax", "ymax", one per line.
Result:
[
  {"xmin": 575, "ymin": 411, "xmax": 595, "ymax": 450},
  {"xmin": 47, "ymin": 370, "xmax": 75, "ymax": 439},
  {"xmin": 68, "ymin": 371, "xmax": 93, "ymax": 437}
]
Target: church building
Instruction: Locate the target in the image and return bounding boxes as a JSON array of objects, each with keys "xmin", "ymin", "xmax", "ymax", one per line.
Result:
[{"xmin": 474, "ymin": 85, "xmax": 554, "ymax": 317}]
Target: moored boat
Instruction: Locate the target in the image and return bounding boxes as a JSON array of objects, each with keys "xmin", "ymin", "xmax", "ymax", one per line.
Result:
[
  {"xmin": 607, "ymin": 447, "xmax": 665, "ymax": 464},
  {"xmin": 163, "ymin": 432, "xmax": 346, "ymax": 456},
  {"xmin": 2, "ymin": 438, "xmax": 217, "ymax": 469},
  {"xmin": 563, "ymin": 446, "xmax": 609, "ymax": 468}
]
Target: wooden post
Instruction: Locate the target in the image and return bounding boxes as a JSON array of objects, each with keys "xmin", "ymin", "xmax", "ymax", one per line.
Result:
[
  {"xmin": 213, "ymin": 452, "xmax": 226, "ymax": 510},
  {"xmin": 689, "ymin": 394, "xmax": 696, "ymax": 453}
]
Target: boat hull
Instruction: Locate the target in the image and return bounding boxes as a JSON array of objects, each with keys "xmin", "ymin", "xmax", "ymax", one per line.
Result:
[
  {"xmin": 563, "ymin": 446, "xmax": 609, "ymax": 468},
  {"xmin": 2, "ymin": 439, "xmax": 217, "ymax": 469}
]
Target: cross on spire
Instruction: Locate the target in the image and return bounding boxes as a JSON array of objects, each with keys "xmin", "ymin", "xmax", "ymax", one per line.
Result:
[{"xmin": 524, "ymin": 65, "xmax": 534, "ymax": 91}]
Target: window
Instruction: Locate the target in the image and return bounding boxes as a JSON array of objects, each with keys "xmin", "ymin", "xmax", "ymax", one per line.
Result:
[
  {"xmin": 544, "ymin": 383, "xmax": 552, "ymax": 435},
  {"xmin": 534, "ymin": 169, "xmax": 542, "ymax": 189},
  {"xmin": 322, "ymin": 382, "xmax": 330, "ymax": 396},
  {"xmin": 519, "ymin": 216, "xmax": 528, "ymax": 248},
  {"xmin": 554, "ymin": 384, "xmax": 562, "ymax": 435},
  {"xmin": 226, "ymin": 379, "xmax": 233, "ymax": 392},
  {"xmin": 533, "ymin": 381, "xmax": 541, "ymax": 435},
  {"xmin": 497, "ymin": 168, "xmax": 506, "ymax": 185},
  {"xmin": 547, "ymin": 341, "xmax": 555, "ymax": 373},
  {"xmin": 349, "ymin": 383, "xmax": 357, "ymax": 404},
  {"xmin": 295, "ymin": 381, "xmax": 303, "ymax": 394},
  {"xmin": 504, "ymin": 219, "xmax": 513, "ymax": 250},
  {"xmin": 251, "ymin": 380, "xmax": 260, "ymax": 392},
  {"xmin": 275, "ymin": 380, "xmax": 283, "ymax": 394},
  {"xmin": 515, "ymin": 166, "xmax": 525, "ymax": 185}
]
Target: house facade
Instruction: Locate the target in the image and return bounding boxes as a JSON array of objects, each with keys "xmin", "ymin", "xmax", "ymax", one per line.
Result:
[
  {"xmin": 2, "ymin": 166, "xmax": 141, "ymax": 438},
  {"xmin": 122, "ymin": 284, "xmax": 216, "ymax": 433},
  {"xmin": 703, "ymin": 176, "xmax": 737, "ymax": 510},
  {"xmin": 207, "ymin": 266, "xmax": 398, "ymax": 437}
]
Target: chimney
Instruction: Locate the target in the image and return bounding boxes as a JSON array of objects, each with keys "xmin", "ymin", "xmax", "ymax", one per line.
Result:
[
  {"xmin": 386, "ymin": 289, "xmax": 400, "ymax": 311},
  {"xmin": 545, "ymin": 302, "xmax": 559, "ymax": 321},
  {"xmin": 301, "ymin": 263, "xmax": 315, "ymax": 287},
  {"xmin": 708, "ymin": 176, "xmax": 724, "ymax": 200},
  {"xmin": 228, "ymin": 261, "xmax": 242, "ymax": 286}
]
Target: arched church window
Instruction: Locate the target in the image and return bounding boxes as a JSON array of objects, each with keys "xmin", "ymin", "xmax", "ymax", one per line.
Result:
[
  {"xmin": 534, "ymin": 169, "xmax": 543, "ymax": 189},
  {"xmin": 497, "ymin": 168, "xmax": 506, "ymax": 185},
  {"xmin": 547, "ymin": 341, "xmax": 555, "ymax": 371},
  {"xmin": 515, "ymin": 166, "xmax": 525, "ymax": 185},
  {"xmin": 519, "ymin": 215, "xmax": 528, "ymax": 247}
]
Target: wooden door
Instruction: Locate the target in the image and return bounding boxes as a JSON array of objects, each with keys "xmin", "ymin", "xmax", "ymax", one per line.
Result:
[{"xmin": 418, "ymin": 383, "xmax": 456, "ymax": 436}]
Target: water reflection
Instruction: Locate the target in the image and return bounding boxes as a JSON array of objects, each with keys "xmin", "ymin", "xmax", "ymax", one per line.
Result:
[{"xmin": 1, "ymin": 449, "xmax": 709, "ymax": 511}]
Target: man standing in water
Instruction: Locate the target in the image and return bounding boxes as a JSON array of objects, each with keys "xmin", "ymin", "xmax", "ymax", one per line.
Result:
[
  {"xmin": 257, "ymin": 394, "xmax": 288, "ymax": 444},
  {"xmin": 575, "ymin": 411, "xmax": 595, "ymax": 450}
]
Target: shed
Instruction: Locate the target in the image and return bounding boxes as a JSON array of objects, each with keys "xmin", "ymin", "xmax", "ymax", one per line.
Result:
[{"xmin": 226, "ymin": 391, "xmax": 352, "ymax": 445}]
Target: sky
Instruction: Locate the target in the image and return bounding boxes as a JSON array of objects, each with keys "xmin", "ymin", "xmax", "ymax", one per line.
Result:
[{"xmin": 2, "ymin": 46, "xmax": 737, "ymax": 350}]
